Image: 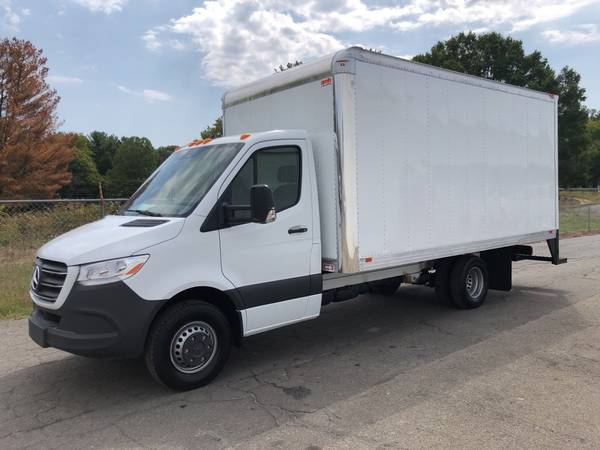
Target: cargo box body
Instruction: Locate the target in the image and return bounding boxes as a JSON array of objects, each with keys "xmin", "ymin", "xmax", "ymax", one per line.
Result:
[{"xmin": 223, "ymin": 47, "xmax": 558, "ymax": 274}]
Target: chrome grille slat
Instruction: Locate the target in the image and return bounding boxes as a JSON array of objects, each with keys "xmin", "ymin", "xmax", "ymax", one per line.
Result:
[
  {"xmin": 39, "ymin": 272, "xmax": 66, "ymax": 283},
  {"xmin": 41, "ymin": 268, "xmax": 67, "ymax": 275},
  {"xmin": 32, "ymin": 259, "xmax": 67, "ymax": 303},
  {"xmin": 32, "ymin": 291, "xmax": 59, "ymax": 302},
  {"xmin": 39, "ymin": 280, "xmax": 63, "ymax": 288}
]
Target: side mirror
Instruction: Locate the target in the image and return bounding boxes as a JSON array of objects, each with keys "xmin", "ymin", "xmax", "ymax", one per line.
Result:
[{"xmin": 251, "ymin": 184, "xmax": 276, "ymax": 223}]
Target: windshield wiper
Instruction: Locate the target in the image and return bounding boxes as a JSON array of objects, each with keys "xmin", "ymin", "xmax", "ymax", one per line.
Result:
[{"xmin": 124, "ymin": 209, "xmax": 163, "ymax": 217}]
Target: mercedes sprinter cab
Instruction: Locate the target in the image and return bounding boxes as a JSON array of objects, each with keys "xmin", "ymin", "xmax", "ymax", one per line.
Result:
[{"xmin": 29, "ymin": 131, "xmax": 323, "ymax": 390}]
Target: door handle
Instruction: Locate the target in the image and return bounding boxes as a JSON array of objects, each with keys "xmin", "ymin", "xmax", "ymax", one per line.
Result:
[{"xmin": 288, "ymin": 226, "xmax": 308, "ymax": 234}]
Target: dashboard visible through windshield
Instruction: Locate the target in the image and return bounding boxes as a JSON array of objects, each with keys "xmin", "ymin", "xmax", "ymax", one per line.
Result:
[{"xmin": 120, "ymin": 142, "xmax": 245, "ymax": 218}]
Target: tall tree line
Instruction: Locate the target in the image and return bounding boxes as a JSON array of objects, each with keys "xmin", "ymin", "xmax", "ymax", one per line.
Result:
[
  {"xmin": 1, "ymin": 34, "xmax": 600, "ymax": 200},
  {"xmin": 61, "ymin": 132, "xmax": 177, "ymax": 198}
]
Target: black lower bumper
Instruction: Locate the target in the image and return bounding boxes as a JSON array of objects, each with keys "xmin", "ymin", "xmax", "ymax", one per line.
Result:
[{"xmin": 29, "ymin": 282, "xmax": 166, "ymax": 358}]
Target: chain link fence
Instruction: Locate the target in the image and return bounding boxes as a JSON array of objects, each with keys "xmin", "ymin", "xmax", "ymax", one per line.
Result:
[
  {"xmin": 560, "ymin": 203, "xmax": 600, "ymax": 234},
  {"xmin": 0, "ymin": 199, "xmax": 599, "ymax": 259},
  {"xmin": 1, "ymin": 197, "xmax": 598, "ymax": 262},
  {"xmin": 0, "ymin": 197, "xmax": 599, "ymax": 318},
  {"xmin": 0, "ymin": 198, "xmax": 128, "ymax": 317},
  {"xmin": 0, "ymin": 199, "xmax": 128, "ymax": 261}
]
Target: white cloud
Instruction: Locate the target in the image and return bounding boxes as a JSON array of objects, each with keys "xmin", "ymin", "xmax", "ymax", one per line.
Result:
[
  {"xmin": 144, "ymin": 0, "xmax": 598, "ymax": 86},
  {"xmin": 71, "ymin": 0, "xmax": 128, "ymax": 14},
  {"xmin": 143, "ymin": 89, "xmax": 173, "ymax": 103},
  {"xmin": 117, "ymin": 85, "xmax": 135, "ymax": 95},
  {"xmin": 1, "ymin": 0, "xmax": 22, "ymax": 32},
  {"xmin": 542, "ymin": 23, "xmax": 600, "ymax": 44},
  {"xmin": 146, "ymin": 0, "xmax": 346, "ymax": 86},
  {"xmin": 142, "ymin": 29, "xmax": 163, "ymax": 51},
  {"xmin": 47, "ymin": 75, "xmax": 84, "ymax": 84},
  {"xmin": 143, "ymin": 28, "xmax": 188, "ymax": 52},
  {"xmin": 117, "ymin": 85, "xmax": 173, "ymax": 103}
]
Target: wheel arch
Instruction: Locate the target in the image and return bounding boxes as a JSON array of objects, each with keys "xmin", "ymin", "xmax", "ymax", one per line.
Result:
[{"xmin": 148, "ymin": 286, "xmax": 243, "ymax": 347}]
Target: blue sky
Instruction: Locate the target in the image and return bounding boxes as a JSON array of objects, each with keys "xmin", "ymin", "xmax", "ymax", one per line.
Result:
[{"xmin": 2, "ymin": 0, "xmax": 600, "ymax": 147}]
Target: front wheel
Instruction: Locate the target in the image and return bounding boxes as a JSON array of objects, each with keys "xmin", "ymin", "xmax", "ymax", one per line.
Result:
[{"xmin": 145, "ymin": 300, "xmax": 232, "ymax": 391}]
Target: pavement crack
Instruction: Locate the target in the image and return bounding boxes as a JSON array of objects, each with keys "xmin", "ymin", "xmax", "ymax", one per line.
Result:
[
  {"xmin": 0, "ymin": 408, "xmax": 96, "ymax": 440},
  {"xmin": 419, "ymin": 321, "xmax": 462, "ymax": 337},
  {"xmin": 226, "ymin": 379, "xmax": 284, "ymax": 427}
]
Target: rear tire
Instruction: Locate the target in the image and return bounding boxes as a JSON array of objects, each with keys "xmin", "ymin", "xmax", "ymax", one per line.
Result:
[
  {"xmin": 369, "ymin": 277, "xmax": 402, "ymax": 295},
  {"xmin": 145, "ymin": 300, "xmax": 232, "ymax": 391},
  {"xmin": 449, "ymin": 255, "xmax": 489, "ymax": 309}
]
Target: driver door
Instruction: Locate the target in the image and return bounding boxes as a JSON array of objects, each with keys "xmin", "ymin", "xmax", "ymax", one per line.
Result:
[{"xmin": 218, "ymin": 140, "xmax": 316, "ymax": 335}]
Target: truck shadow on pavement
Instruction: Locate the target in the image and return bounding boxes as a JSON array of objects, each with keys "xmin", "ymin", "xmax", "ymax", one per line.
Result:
[{"xmin": 0, "ymin": 283, "xmax": 587, "ymax": 447}]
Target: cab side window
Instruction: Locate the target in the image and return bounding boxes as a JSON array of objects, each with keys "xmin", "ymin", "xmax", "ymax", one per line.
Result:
[{"xmin": 225, "ymin": 146, "xmax": 301, "ymax": 223}]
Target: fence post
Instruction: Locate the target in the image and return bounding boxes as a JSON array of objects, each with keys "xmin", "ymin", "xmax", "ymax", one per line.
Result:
[
  {"xmin": 588, "ymin": 205, "xmax": 592, "ymax": 232},
  {"xmin": 98, "ymin": 182, "xmax": 105, "ymax": 218}
]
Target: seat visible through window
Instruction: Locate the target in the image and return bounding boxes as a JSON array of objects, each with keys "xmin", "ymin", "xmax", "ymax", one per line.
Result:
[
  {"xmin": 224, "ymin": 146, "xmax": 301, "ymax": 224},
  {"xmin": 273, "ymin": 164, "xmax": 299, "ymax": 211}
]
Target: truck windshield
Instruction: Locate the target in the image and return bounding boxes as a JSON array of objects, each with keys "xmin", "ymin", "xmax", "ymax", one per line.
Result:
[{"xmin": 120, "ymin": 142, "xmax": 245, "ymax": 218}]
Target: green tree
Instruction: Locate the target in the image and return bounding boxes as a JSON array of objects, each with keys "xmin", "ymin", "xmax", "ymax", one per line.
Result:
[
  {"xmin": 414, "ymin": 32, "xmax": 589, "ymax": 187},
  {"xmin": 106, "ymin": 137, "xmax": 156, "ymax": 196},
  {"xmin": 156, "ymin": 145, "xmax": 177, "ymax": 165},
  {"xmin": 587, "ymin": 112, "xmax": 600, "ymax": 186},
  {"xmin": 88, "ymin": 131, "xmax": 120, "ymax": 176},
  {"xmin": 556, "ymin": 68, "xmax": 590, "ymax": 186},
  {"xmin": 60, "ymin": 134, "xmax": 101, "ymax": 198},
  {"xmin": 413, "ymin": 32, "xmax": 558, "ymax": 91},
  {"xmin": 200, "ymin": 117, "xmax": 223, "ymax": 139}
]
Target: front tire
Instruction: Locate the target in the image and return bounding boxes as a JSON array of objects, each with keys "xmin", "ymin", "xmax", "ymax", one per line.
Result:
[
  {"xmin": 450, "ymin": 255, "xmax": 489, "ymax": 309},
  {"xmin": 145, "ymin": 300, "xmax": 232, "ymax": 391}
]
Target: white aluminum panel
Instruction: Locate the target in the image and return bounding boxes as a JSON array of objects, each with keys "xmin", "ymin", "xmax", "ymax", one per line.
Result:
[
  {"xmin": 334, "ymin": 47, "xmax": 552, "ymax": 103},
  {"xmin": 350, "ymin": 60, "xmax": 557, "ymax": 271},
  {"xmin": 223, "ymin": 53, "xmax": 335, "ymax": 108},
  {"xmin": 223, "ymin": 47, "xmax": 558, "ymax": 275},
  {"xmin": 224, "ymin": 79, "xmax": 339, "ymax": 263}
]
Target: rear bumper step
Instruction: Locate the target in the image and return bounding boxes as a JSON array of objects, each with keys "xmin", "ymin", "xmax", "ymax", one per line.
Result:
[{"xmin": 512, "ymin": 233, "xmax": 567, "ymax": 265}]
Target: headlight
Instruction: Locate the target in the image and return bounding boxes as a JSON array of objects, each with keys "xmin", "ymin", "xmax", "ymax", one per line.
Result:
[{"xmin": 78, "ymin": 255, "xmax": 149, "ymax": 286}]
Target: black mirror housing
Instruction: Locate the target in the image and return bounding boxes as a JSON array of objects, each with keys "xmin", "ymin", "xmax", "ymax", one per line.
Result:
[{"xmin": 251, "ymin": 184, "xmax": 276, "ymax": 223}]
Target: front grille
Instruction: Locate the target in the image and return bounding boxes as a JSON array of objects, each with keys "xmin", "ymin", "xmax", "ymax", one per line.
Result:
[{"xmin": 32, "ymin": 258, "xmax": 68, "ymax": 303}]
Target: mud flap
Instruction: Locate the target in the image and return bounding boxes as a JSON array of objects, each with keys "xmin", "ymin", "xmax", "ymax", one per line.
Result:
[{"xmin": 481, "ymin": 247, "xmax": 513, "ymax": 291}]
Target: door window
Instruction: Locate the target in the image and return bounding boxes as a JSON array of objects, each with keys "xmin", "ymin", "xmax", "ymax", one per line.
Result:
[{"xmin": 225, "ymin": 146, "xmax": 301, "ymax": 223}]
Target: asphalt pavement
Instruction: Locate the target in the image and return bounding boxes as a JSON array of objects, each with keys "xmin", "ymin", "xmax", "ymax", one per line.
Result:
[{"xmin": 1, "ymin": 235, "xmax": 600, "ymax": 449}]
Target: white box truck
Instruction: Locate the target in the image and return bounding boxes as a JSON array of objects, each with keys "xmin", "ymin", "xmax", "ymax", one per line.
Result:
[{"xmin": 28, "ymin": 47, "xmax": 564, "ymax": 390}]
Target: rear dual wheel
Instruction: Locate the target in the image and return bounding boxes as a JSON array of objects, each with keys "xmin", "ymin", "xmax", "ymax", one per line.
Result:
[{"xmin": 436, "ymin": 255, "xmax": 489, "ymax": 309}]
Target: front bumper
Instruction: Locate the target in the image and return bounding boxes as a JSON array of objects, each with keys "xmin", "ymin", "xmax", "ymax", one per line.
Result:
[{"xmin": 28, "ymin": 281, "xmax": 166, "ymax": 358}]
